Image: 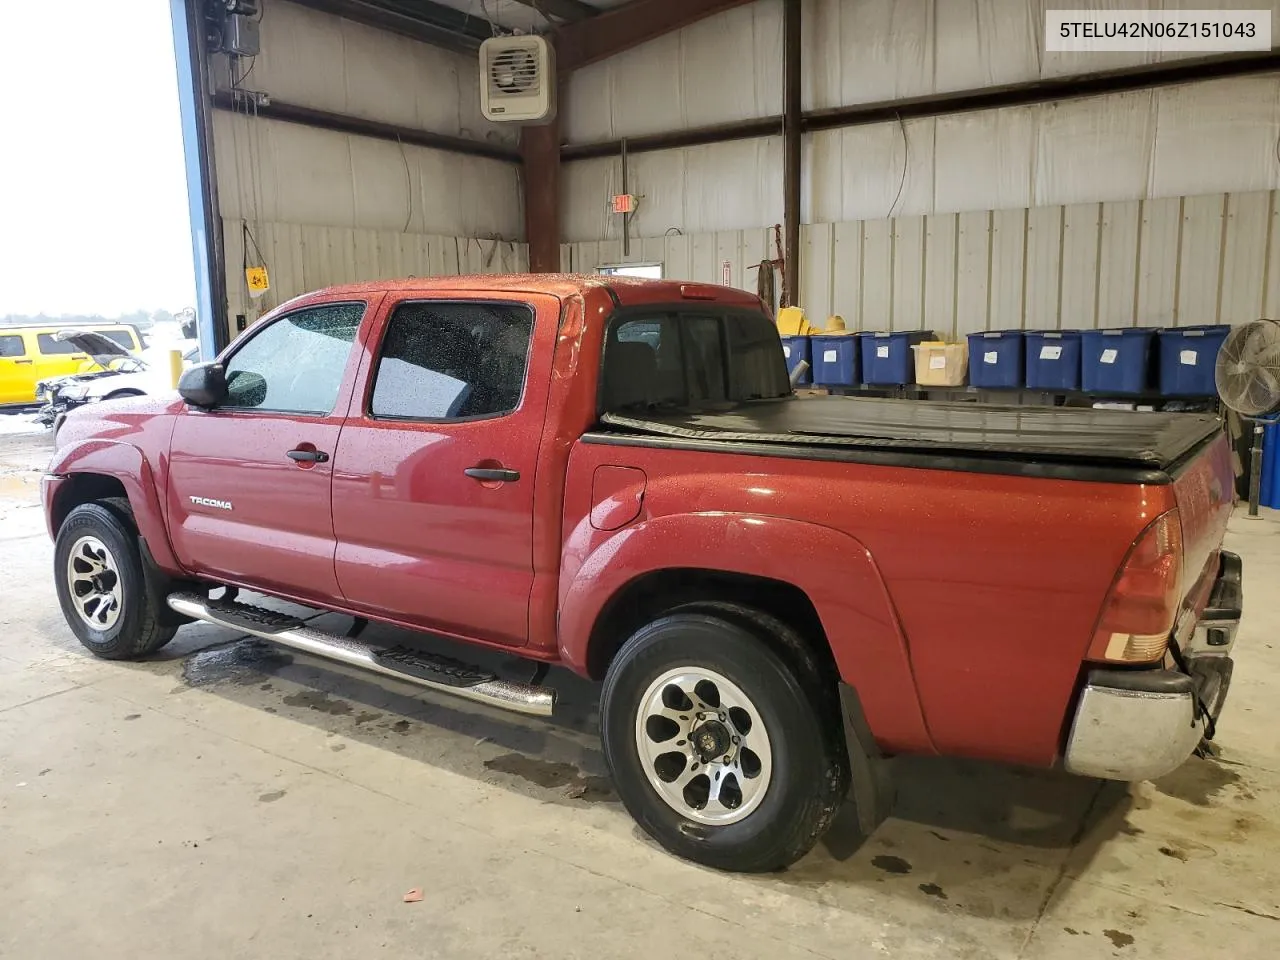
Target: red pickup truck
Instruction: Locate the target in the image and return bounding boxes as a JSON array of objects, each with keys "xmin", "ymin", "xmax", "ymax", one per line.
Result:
[{"xmin": 43, "ymin": 275, "xmax": 1241, "ymax": 872}]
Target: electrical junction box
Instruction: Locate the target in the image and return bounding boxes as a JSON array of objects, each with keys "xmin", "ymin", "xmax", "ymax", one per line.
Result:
[{"xmin": 224, "ymin": 14, "xmax": 260, "ymax": 57}]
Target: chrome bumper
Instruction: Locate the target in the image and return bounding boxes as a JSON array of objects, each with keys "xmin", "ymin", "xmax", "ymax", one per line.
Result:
[{"xmin": 1064, "ymin": 550, "xmax": 1241, "ymax": 782}]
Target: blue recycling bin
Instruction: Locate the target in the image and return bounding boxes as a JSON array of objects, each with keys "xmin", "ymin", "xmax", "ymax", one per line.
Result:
[
  {"xmin": 781, "ymin": 336, "xmax": 811, "ymax": 385},
  {"xmin": 1025, "ymin": 331, "xmax": 1083, "ymax": 391},
  {"xmin": 1081, "ymin": 328, "xmax": 1156, "ymax": 395},
  {"xmin": 861, "ymin": 331, "xmax": 934, "ymax": 385},
  {"xmin": 1158, "ymin": 325, "xmax": 1230, "ymax": 397},
  {"xmin": 967, "ymin": 331, "xmax": 1024, "ymax": 388},
  {"xmin": 809, "ymin": 334, "xmax": 860, "ymax": 386}
]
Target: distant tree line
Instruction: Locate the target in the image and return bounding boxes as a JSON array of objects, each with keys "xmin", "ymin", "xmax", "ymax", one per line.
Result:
[{"xmin": 0, "ymin": 309, "xmax": 186, "ymax": 330}]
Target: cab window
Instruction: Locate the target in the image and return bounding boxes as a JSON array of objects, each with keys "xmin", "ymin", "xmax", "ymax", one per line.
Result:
[
  {"xmin": 0, "ymin": 335, "xmax": 25, "ymax": 358},
  {"xmin": 222, "ymin": 303, "xmax": 365, "ymax": 415},
  {"xmin": 369, "ymin": 301, "xmax": 533, "ymax": 421}
]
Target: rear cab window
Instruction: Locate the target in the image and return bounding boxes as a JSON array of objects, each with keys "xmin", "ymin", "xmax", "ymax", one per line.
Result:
[
  {"xmin": 601, "ymin": 308, "xmax": 790, "ymax": 413},
  {"xmin": 0, "ymin": 334, "xmax": 25, "ymax": 358}
]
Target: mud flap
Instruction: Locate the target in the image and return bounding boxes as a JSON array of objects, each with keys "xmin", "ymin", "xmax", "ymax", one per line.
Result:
[{"xmin": 823, "ymin": 683, "xmax": 896, "ymax": 860}]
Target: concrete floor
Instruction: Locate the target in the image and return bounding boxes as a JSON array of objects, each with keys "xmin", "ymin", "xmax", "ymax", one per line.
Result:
[{"xmin": 2, "ymin": 414, "xmax": 1278, "ymax": 959}]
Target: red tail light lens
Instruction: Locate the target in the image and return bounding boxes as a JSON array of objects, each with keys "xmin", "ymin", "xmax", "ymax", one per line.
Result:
[{"xmin": 1089, "ymin": 510, "xmax": 1184, "ymax": 663}]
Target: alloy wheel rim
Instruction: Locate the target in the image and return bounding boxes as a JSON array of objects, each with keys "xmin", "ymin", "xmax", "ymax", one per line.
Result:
[
  {"xmin": 66, "ymin": 535, "xmax": 123, "ymax": 631},
  {"xmin": 634, "ymin": 667, "xmax": 773, "ymax": 826}
]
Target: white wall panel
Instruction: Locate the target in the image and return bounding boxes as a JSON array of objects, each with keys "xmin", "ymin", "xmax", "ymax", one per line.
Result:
[
  {"xmin": 956, "ymin": 211, "xmax": 992, "ymax": 336},
  {"xmin": 1221, "ymin": 191, "xmax": 1272, "ymax": 324},
  {"xmin": 862, "ymin": 220, "xmax": 894, "ymax": 329},
  {"xmin": 1178, "ymin": 194, "xmax": 1228, "ymax": 325},
  {"xmin": 892, "ymin": 216, "xmax": 926, "ymax": 332},
  {"xmin": 254, "ymin": 1, "xmax": 512, "ymax": 145},
  {"xmin": 1097, "ymin": 200, "xmax": 1141, "ymax": 328},
  {"xmin": 1033, "ymin": 91, "xmax": 1155, "ymax": 208},
  {"xmin": 1060, "ymin": 203, "xmax": 1101, "ymax": 330},
  {"xmin": 923, "ymin": 214, "xmax": 957, "ymax": 335},
  {"xmin": 1149, "ymin": 78, "xmax": 1280, "ymax": 199},
  {"xmin": 1136, "ymin": 197, "xmax": 1182, "ymax": 327},
  {"xmin": 833, "ymin": 221, "xmax": 864, "ymax": 328},
  {"xmin": 562, "ymin": 0, "xmax": 782, "ymax": 144},
  {"xmin": 215, "ymin": 113, "xmax": 521, "ymax": 240},
  {"xmin": 933, "ymin": 108, "xmax": 1035, "ymax": 213},
  {"xmin": 1024, "ymin": 206, "xmax": 1062, "ymax": 330},
  {"xmin": 989, "ymin": 208, "xmax": 1027, "ymax": 330}
]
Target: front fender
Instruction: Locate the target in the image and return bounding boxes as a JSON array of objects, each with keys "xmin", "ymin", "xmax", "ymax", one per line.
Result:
[
  {"xmin": 558, "ymin": 511, "xmax": 934, "ymax": 755},
  {"xmin": 47, "ymin": 438, "xmax": 181, "ymax": 573}
]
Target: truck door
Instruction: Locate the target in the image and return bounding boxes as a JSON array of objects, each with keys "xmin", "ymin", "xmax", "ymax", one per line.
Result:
[
  {"xmin": 165, "ymin": 300, "xmax": 371, "ymax": 603},
  {"xmin": 330, "ymin": 294, "xmax": 557, "ymax": 647},
  {"xmin": 0, "ymin": 333, "xmax": 33, "ymax": 404}
]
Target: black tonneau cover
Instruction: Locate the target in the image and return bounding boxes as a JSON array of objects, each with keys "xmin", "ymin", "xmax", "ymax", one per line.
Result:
[{"xmin": 600, "ymin": 395, "xmax": 1221, "ymax": 471}]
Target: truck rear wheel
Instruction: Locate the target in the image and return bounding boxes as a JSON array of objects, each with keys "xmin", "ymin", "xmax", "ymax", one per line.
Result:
[
  {"xmin": 53, "ymin": 502, "xmax": 177, "ymax": 660},
  {"xmin": 600, "ymin": 610, "xmax": 847, "ymax": 872}
]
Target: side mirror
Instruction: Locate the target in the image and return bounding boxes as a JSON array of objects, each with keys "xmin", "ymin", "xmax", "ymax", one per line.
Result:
[{"xmin": 178, "ymin": 363, "xmax": 227, "ymax": 408}]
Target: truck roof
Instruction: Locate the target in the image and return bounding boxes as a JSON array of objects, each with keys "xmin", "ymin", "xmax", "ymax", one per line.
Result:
[{"xmin": 308, "ymin": 274, "xmax": 764, "ymax": 309}]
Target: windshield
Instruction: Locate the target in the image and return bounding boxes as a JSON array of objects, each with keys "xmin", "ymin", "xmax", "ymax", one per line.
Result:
[{"xmin": 601, "ymin": 308, "xmax": 790, "ymax": 413}]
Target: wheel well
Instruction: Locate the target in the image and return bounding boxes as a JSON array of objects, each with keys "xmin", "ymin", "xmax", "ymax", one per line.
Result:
[
  {"xmin": 51, "ymin": 473, "xmax": 129, "ymax": 536},
  {"xmin": 585, "ymin": 568, "xmax": 836, "ymax": 681}
]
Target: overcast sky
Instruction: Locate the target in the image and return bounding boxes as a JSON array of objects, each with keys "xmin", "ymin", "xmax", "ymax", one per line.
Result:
[{"xmin": 0, "ymin": 2, "xmax": 196, "ymax": 318}]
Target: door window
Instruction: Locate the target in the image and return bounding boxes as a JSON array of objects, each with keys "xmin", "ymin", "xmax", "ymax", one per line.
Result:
[
  {"xmin": 222, "ymin": 303, "xmax": 365, "ymax": 414},
  {"xmin": 0, "ymin": 335, "xmax": 24, "ymax": 358},
  {"xmin": 36, "ymin": 334, "xmax": 81, "ymax": 355},
  {"xmin": 369, "ymin": 301, "xmax": 534, "ymax": 420}
]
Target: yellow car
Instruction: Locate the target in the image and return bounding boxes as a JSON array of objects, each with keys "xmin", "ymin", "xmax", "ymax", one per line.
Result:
[{"xmin": 0, "ymin": 324, "xmax": 143, "ymax": 406}]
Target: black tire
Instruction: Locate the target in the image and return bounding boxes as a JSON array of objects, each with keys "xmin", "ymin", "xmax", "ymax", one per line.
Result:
[
  {"xmin": 600, "ymin": 609, "xmax": 848, "ymax": 872},
  {"xmin": 54, "ymin": 502, "xmax": 177, "ymax": 660}
]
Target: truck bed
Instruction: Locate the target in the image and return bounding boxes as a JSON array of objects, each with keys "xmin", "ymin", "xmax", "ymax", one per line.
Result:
[{"xmin": 597, "ymin": 396, "xmax": 1223, "ymax": 481}]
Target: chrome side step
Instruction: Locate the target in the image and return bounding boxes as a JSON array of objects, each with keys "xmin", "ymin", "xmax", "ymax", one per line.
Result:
[{"xmin": 166, "ymin": 592, "xmax": 556, "ymax": 717}]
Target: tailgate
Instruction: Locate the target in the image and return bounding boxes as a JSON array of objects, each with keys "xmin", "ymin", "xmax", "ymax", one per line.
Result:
[{"xmin": 1173, "ymin": 431, "xmax": 1234, "ymax": 600}]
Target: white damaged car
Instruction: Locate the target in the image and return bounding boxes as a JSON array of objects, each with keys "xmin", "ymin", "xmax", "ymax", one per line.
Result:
[{"xmin": 34, "ymin": 330, "xmax": 198, "ymax": 434}]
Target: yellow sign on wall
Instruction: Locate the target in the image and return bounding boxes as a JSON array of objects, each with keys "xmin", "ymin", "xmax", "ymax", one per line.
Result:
[{"xmin": 245, "ymin": 266, "xmax": 270, "ymax": 298}]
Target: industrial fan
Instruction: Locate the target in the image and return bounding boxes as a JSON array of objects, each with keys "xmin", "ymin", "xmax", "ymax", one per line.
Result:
[{"xmin": 1216, "ymin": 319, "xmax": 1280, "ymax": 514}]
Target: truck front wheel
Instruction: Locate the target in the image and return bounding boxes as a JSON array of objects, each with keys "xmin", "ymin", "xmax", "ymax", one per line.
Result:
[
  {"xmin": 53, "ymin": 502, "xmax": 177, "ymax": 660},
  {"xmin": 600, "ymin": 610, "xmax": 847, "ymax": 872}
]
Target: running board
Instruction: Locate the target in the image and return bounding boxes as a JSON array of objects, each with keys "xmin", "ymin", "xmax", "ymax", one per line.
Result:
[{"xmin": 166, "ymin": 592, "xmax": 555, "ymax": 717}]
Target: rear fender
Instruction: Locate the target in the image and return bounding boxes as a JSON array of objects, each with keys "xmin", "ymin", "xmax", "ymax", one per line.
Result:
[
  {"xmin": 558, "ymin": 511, "xmax": 934, "ymax": 754},
  {"xmin": 47, "ymin": 438, "xmax": 181, "ymax": 573}
]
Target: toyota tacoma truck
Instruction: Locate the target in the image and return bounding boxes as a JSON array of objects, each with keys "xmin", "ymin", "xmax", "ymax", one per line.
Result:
[{"xmin": 43, "ymin": 275, "xmax": 1241, "ymax": 873}]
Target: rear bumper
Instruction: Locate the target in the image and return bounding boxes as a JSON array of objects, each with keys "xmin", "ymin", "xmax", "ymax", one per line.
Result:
[{"xmin": 1064, "ymin": 550, "xmax": 1241, "ymax": 782}]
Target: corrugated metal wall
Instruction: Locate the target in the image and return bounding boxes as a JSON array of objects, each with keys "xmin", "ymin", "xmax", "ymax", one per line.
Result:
[
  {"xmin": 564, "ymin": 188, "xmax": 1280, "ymax": 332},
  {"xmin": 564, "ymin": 75, "xmax": 1280, "ymax": 243},
  {"xmin": 212, "ymin": 1, "xmax": 523, "ymax": 336},
  {"xmin": 560, "ymin": 0, "xmax": 1280, "ymax": 331}
]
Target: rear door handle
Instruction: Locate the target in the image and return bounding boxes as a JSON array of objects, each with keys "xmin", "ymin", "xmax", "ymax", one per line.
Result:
[
  {"xmin": 465, "ymin": 467, "xmax": 520, "ymax": 483},
  {"xmin": 287, "ymin": 449, "xmax": 330, "ymax": 463},
  {"xmin": 13, "ymin": 359, "xmax": 32, "ymax": 365}
]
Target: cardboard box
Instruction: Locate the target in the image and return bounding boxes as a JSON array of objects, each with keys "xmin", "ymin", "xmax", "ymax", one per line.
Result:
[{"xmin": 912, "ymin": 341, "xmax": 968, "ymax": 386}]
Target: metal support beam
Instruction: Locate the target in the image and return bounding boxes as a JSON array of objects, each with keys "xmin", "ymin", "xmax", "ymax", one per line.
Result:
[
  {"xmin": 556, "ymin": 0, "xmax": 755, "ymax": 73},
  {"xmin": 782, "ymin": 0, "xmax": 801, "ymax": 310},
  {"xmin": 212, "ymin": 92, "xmax": 522, "ymax": 163},
  {"xmin": 522, "ymin": 117, "xmax": 562, "ymax": 273},
  {"xmin": 559, "ymin": 50, "xmax": 1280, "ymax": 161},
  {"xmin": 513, "ymin": 0, "xmax": 597, "ymax": 23},
  {"xmin": 170, "ymin": 0, "xmax": 228, "ymax": 357},
  {"xmin": 285, "ymin": 0, "xmax": 489, "ymax": 53}
]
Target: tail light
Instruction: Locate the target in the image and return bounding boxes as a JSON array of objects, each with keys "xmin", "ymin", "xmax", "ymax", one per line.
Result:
[{"xmin": 1088, "ymin": 510, "xmax": 1184, "ymax": 663}]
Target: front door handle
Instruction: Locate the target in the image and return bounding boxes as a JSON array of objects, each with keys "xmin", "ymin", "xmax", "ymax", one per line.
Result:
[
  {"xmin": 13, "ymin": 359, "xmax": 32, "ymax": 365},
  {"xmin": 287, "ymin": 448, "xmax": 330, "ymax": 463},
  {"xmin": 465, "ymin": 467, "xmax": 520, "ymax": 483}
]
